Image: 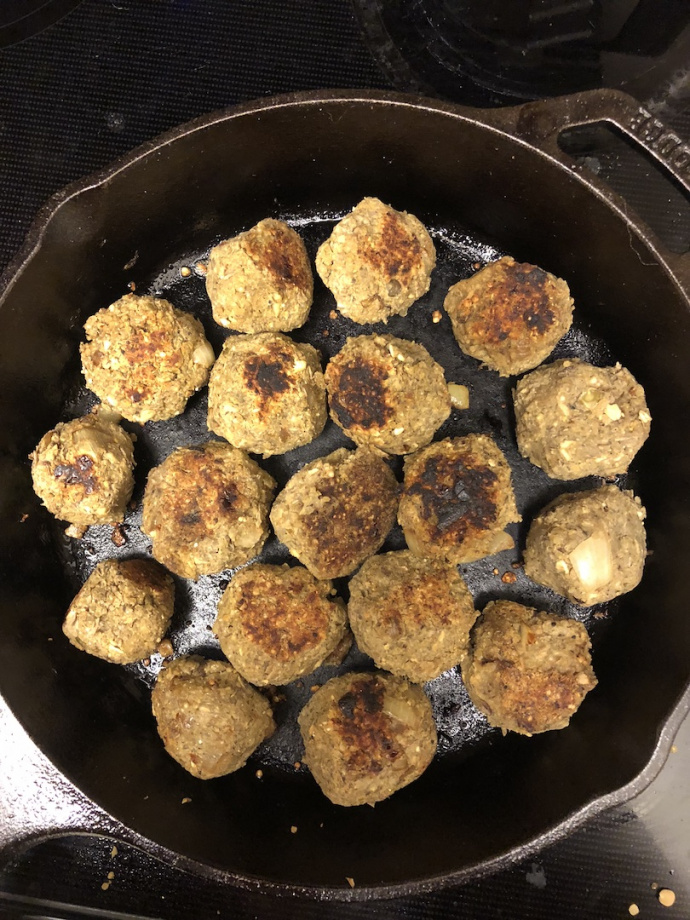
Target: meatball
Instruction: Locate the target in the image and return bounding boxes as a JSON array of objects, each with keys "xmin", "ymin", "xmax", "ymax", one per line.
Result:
[
  {"xmin": 514, "ymin": 358, "xmax": 651, "ymax": 480},
  {"xmin": 324, "ymin": 334, "xmax": 451, "ymax": 455},
  {"xmin": 523, "ymin": 485, "xmax": 647, "ymax": 606},
  {"xmin": 207, "ymin": 332, "xmax": 326, "ymax": 457},
  {"xmin": 152, "ymin": 656, "xmax": 275, "ymax": 779},
  {"xmin": 31, "ymin": 407, "xmax": 135, "ymax": 530},
  {"xmin": 214, "ymin": 563, "xmax": 347, "ymax": 686},
  {"xmin": 142, "ymin": 440, "xmax": 275, "ymax": 579},
  {"xmin": 443, "ymin": 257, "xmax": 573, "ymax": 376},
  {"xmin": 81, "ymin": 294, "xmax": 215, "ymax": 423},
  {"xmin": 398, "ymin": 435, "xmax": 520, "ymax": 563},
  {"xmin": 348, "ymin": 550, "xmax": 477, "ymax": 683},
  {"xmin": 315, "ymin": 197, "xmax": 436, "ymax": 325},
  {"xmin": 205, "ymin": 219, "xmax": 313, "ymax": 333},
  {"xmin": 462, "ymin": 600, "xmax": 597, "ymax": 735},
  {"xmin": 298, "ymin": 671, "xmax": 437, "ymax": 806},
  {"xmin": 63, "ymin": 558, "xmax": 174, "ymax": 664},
  {"xmin": 270, "ymin": 447, "xmax": 398, "ymax": 579}
]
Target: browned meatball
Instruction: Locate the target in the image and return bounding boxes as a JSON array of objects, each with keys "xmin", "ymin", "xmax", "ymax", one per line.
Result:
[
  {"xmin": 444, "ymin": 257, "xmax": 573, "ymax": 376},
  {"xmin": 63, "ymin": 558, "xmax": 174, "ymax": 664},
  {"xmin": 142, "ymin": 440, "xmax": 275, "ymax": 579},
  {"xmin": 524, "ymin": 485, "xmax": 647, "ymax": 606},
  {"xmin": 315, "ymin": 198, "xmax": 436, "ymax": 325},
  {"xmin": 214, "ymin": 563, "xmax": 348, "ymax": 686},
  {"xmin": 324, "ymin": 334, "xmax": 451, "ymax": 455},
  {"xmin": 462, "ymin": 600, "xmax": 597, "ymax": 736},
  {"xmin": 348, "ymin": 550, "xmax": 477, "ymax": 683},
  {"xmin": 31, "ymin": 408, "xmax": 135, "ymax": 532},
  {"xmin": 152, "ymin": 656, "xmax": 275, "ymax": 779},
  {"xmin": 398, "ymin": 435, "xmax": 520, "ymax": 563},
  {"xmin": 81, "ymin": 294, "xmax": 215, "ymax": 423},
  {"xmin": 270, "ymin": 447, "xmax": 399, "ymax": 579},
  {"xmin": 298, "ymin": 671, "xmax": 437, "ymax": 806},
  {"xmin": 207, "ymin": 332, "xmax": 326, "ymax": 457},
  {"xmin": 514, "ymin": 358, "xmax": 651, "ymax": 480},
  {"xmin": 206, "ymin": 219, "xmax": 313, "ymax": 333}
]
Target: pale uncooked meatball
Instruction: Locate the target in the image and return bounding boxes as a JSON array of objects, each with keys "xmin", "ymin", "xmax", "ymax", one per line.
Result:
[
  {"xmin": 514, "ymin": 358, "xmax": 651, "ymax": 480},
  {"xmin": 214, "ymin": 563, "xmax": 347, "ymax": 686},
  {"xmin": 398, "ymin": 435, "xmax": 520, "ymax": 563},
  {"xmin": 524, "ymin": 485, "xmax": 647, "ymax": 606},
  {"xmin": 207, "ymin": 332, "xmax": 326, "ymax": 457},
  {"xmin": 298, "ymin": 671, "xmax": 437, "ymax": 806},
  {"xmin": 31, "ymin": 408, "xmax": 135, "ymax": 530},
  {"xmin": 315, "ymin": 197, "xmax": 436, "ymax": 325},
  {"xmin": 269, "ymin": 447, "xmax": 398, "ymax": 579},
  {"xmin": 205, "ymin": 219, "xmax": 313, "ymax": 332},
  {"xmin": 152, "ymin": 656, "xmax": 275, "ymax": 779},
  {"xmin": 324, "ymin": 334, "xmax": 451, "ymax": 454},
  {"xmin": 348, "ymin": 550, "xmax": 477, "ymax": 683},
  {"xmin": 81, "ymin": 294, "xmax": 215, "ymax": 423},
  {"xmin": 444, "ymin": 257, "xmax": 573, "ymax": 376},
  {"xmin": 63, "ymin": 558, "xmax": 174, "ymax": 664},
  {"xmin": 462, "ymin": 600, "xmax": 597, "ymax": 736},
  {"xmin": 142, "ymin": 440, "xmax": 275, "ymax": 579}
]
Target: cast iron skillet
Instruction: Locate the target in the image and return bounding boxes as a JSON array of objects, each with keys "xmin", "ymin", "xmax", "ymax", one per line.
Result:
[{"xmin": 0, "ymin": 88, "xmax": 689, "ymax": 900}]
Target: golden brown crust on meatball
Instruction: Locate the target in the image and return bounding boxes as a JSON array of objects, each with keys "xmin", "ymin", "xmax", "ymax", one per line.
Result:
[
  {"xmin": 444, "ymin": 257, "xmax": 573, "ymax": 376},
  {"xmin": 214, "ymin": 563, "xmax": 348, "ymax": 686},
  {"xmin": 269, "ymin": 447, "xmax": 399, "ymax": 579},
  {"xmin": 298, "ymin": 671, "xmax": 437, "ymax": 806},
  {"xmin": 63, "ymin": 558, "xmax": 174, "ymax": 664},
  {"xmin": 462, "ymin": 600, "xmax": 597, "ymax": 735},
  {"xmin": 514, "ymin": 358, "xmax": 651, "ymax": 480},
  {"xmin": 80, "ymin": 294, "xmax": 215, "ymax": 423},
  {"xmin": 398, "ymin": 435, "xmax": 520, "ymax": 563},
  {"xmin": 31, "ymin": 408, "xmax": 135, "ymax": 528},
  {"xmin": 325, "ymin": 334, "xmax": 451, "ymax": 455},
  {"xmin": 152, "ymin": 656, "xmax": 275, "ymax": 779},
  {"xmin": 206, "ymin": 219, "xmax": 313, "ymax": 333},
  {"xmin": 348, "ymin": 550, "xmax": 477, "ymax": 683},
  {"xmin": 315, "ymin": 198, "xmax": 436, "ymax": 325},
  {"xmin": 207, "ymin": 332, "xmax": 326, "ymax": 457},
  {"xmin": 142, "ymin": 440, "xmax": 275, "ymax": 579},
  {"xmin": 524, "ymin": 485, "xmax": 647, "ymax": 606}
]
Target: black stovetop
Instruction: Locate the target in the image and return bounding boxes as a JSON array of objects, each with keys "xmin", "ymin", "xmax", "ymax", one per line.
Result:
[{"xmin": 0, "ymin": 1, "xmax": 689, "ymax": 917}]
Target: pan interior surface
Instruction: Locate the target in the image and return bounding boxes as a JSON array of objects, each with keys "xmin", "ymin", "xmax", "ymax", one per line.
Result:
[{"xmin": 0, "ymin": 96, "xmax": 689, "ymax": 893}]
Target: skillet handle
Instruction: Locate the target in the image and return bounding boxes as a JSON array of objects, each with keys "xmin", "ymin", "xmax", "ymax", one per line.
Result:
[{"xmin": 500, "ymin": 88, "xmax": 690, "ymax": 292}]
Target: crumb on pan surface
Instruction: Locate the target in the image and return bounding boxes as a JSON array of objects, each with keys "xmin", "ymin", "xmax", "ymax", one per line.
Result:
[
  {"xmin": 80, "ymin": 294, "xmax": 214, "ymax": 423},
  {"xmin": 315, "ymin": 197, "xmax": 436, "ymax": 325},
  {"xmin": 205, "ymin": 219, "xmax": 313, "ymax": 333},
  {"xmin": 443, "ymin": 256, "xmax": 573, "ymax": 377},
  {"xmin": 298, "ymin": 671, "xmax": 437, "ymax": 806}
]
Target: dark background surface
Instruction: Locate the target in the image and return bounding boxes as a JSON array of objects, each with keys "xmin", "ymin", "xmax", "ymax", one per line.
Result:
[{"xmin": 0, "ymin": 0, "xmax": 689, "ymax": 917}]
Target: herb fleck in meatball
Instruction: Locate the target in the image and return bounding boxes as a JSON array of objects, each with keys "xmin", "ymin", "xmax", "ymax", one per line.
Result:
[
  {"xmin": 298, "ymin": 671, "xmax": 437, "ymax": 806},
  {"xmin": 81, "ymin": 294, "xmax": 215, "ymax": 423},
  {"xmin": 270, "ymin": 447, "xmax": 398, "ymax": 579},
  {"xmin": 398, "ymin": 435, "xmax": 520, "ymax": 564},
  {"xmin": 63, "ymin": 558, "xmax": 174, "ymax": 664},
  {"xmin": 31, "ymin": 408, "xmax": 135, "ymax": 530},
  {"xmin": 142, "ymin": 440, "xmax": 275, "ymax": 580},
  {"xmin": 514, "ymin": 358, "xmax": 651, "ymax": 480},
  {"xmin": 315, "ymin": 197, "xmax": 436, "ymax": 325},
  {"xmin": 444, "ymin": 257, "xmax": 573, "ymax": 376},
  {"xmin": 207, "ymin": 332, "xmax": 326, "ymax": 457},
  {"xmin": 152, "ymin": 656, "xmax": 275, "ymax": 779},
  {"xmin": 462, "ymin": 600, "xmax": 597, "ymax": 736},
  {"xmin": 325, "ymin": 334, "xmax": 450, "ymax": 455},
  {"xmin": 206, "ymin": 219, "xmax": 313, "ymax": 333},
  {"xmin": 349, "ymin": 550, "xmax": 477, "ymax": 683},
  {"xmin": 524, "ymin": 485, "xmax": 646, "ymax": 606},
  {"xmin": 214, "ymin": 563, "xmax": 348, "ymax": 686}
]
